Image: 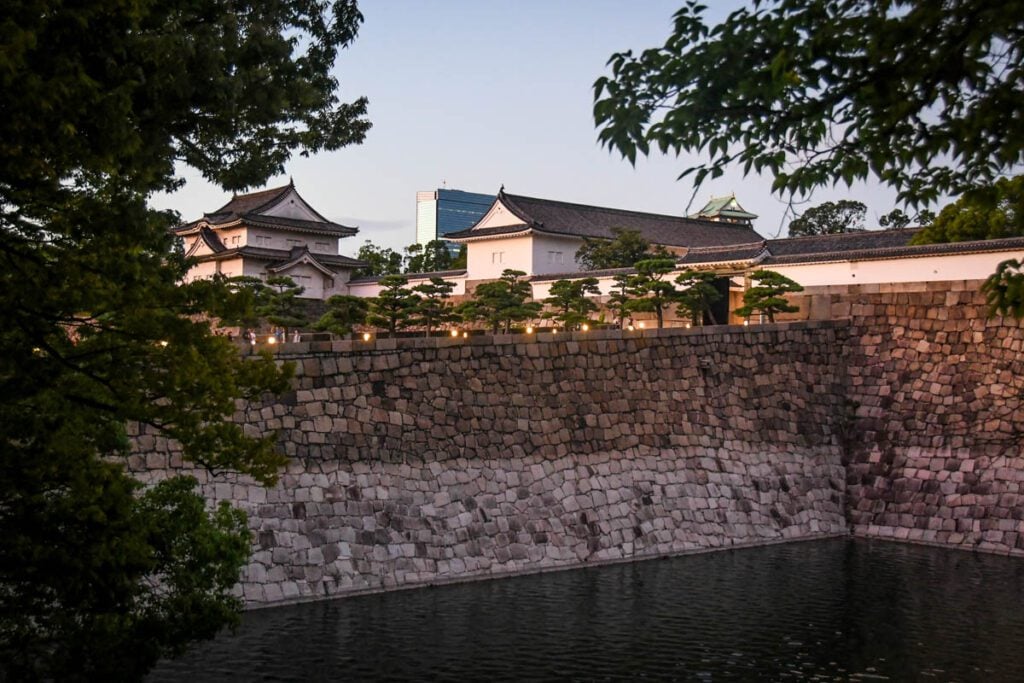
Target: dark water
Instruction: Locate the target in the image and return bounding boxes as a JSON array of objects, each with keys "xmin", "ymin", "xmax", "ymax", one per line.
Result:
[{"xmin": 150, "ymin": 539, "xmax": 1024, "ymax": 682}]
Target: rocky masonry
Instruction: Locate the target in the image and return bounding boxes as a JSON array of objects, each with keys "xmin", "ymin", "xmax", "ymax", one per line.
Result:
[
  {"xmin": 132, "ymin": 323, "xmax": 849, "ymax": 606},
  {"xmin": 130, "ymin": 280, "xmax": 1024, "ymax": 607},
  {"xmin": 840, "ymin": 282, "xmax": 1024, "ymax": 553}
]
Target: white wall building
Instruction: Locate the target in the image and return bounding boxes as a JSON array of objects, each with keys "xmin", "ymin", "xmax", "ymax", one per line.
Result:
[{"xmin": 174, "ymin": 182, "xmax": 365, "ymax": 299}]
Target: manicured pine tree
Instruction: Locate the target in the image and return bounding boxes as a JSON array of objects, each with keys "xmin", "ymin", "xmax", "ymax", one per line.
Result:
[
  {"xmin": 734, "ymin": 269, "xmax": 804, "ymax": 322},
  {"xmin": 606, "ymin": 274, "xmax": 634, "ymax": 329},
  {"xmin": 674, "ymin": 270, "xmax": 723, "ymax": 325},
  {"xmin": 367, "ymin": 275, "xmax": 420, "ymax": 334},
  {"xmin": 461, "ymin": 269, "xmax": 541, "ymax": 333},
  {"xmin": 542, "ymin": 277, "xmax": 600, "ymax": 330},
  {"xmin": 412, "ymin": 277, "xmax": 458, "ymax": 336},
  {"xmin": 314, "ymin": 294, "xmax": 369, "ymax": 337},
  {"xmin": 627, "ymin": 258, "xmax": 678, "ymax": 329}
]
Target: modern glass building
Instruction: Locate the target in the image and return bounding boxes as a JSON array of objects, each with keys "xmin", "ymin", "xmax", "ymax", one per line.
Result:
[{"xmin": 416, "ymin": 189, "xmax": 495, "ymax": 249}]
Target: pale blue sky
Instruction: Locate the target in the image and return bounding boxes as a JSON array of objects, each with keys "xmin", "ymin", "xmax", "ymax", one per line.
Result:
[{"xmin": 153, "ymin": 1, "xmax": 931, "ymax": 255}]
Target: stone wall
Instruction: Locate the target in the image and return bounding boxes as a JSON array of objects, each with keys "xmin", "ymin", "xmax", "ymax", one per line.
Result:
[
  {"xmin": 838, "ymin": 281, "xmax": 1024, "ymax": 555},
  {"xmin": 129, "ymin": 280, "xmax": 1024, "ymax": 607},
  {"xmin": 131, "ymin": 323, "xmax": 849, "ymax": 606}
]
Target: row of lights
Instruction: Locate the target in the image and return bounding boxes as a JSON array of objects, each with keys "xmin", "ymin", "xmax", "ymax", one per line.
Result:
[{"xmin": 241, "ymin": 318, "xmax": 754, "ymax": 347}]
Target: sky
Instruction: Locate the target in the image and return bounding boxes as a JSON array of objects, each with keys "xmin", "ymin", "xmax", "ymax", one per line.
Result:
[{"xmin": 151, "ymin": 0, "xmax": 934, "ymax": 257}]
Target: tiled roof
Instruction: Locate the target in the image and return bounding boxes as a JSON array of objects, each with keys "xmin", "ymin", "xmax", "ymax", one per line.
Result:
[
  {"xmin": 240, "ymin": 214, "xmax": 357, "ymax": 236},
  {"xmin": 208, "ymin": 184, "xmax": 293, "ymax": 218},
  {"xmin": 174, "ymin": 182, "xmax": 357, "ymax": 237},
  {"xmin": 193, "ymin": 246, "xmax": 365, "ymax": 270},
  {"xmin": 691, "ymin": 195, "xmax": 758, "ymax": 220},
  {"xmin": 447, "ymin": 191, "xmax": 763, "ymax": 248},
  {"xmin": 763, "ymin": 231, "xmax": 1024, "ymax": 265},
  {"xmin": 678, "ymin": 242, "xmax": 768, "ymax": 265}
]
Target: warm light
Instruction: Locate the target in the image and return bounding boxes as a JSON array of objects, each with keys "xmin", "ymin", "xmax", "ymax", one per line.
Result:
[
  {"xmin": 159, "ymin": 340, "xmax": 169, "ymax": 347},
  {"xmin": 743, "ymin": 320, "xmax": 749, "ymax": 327},
  {"xmin": 581, "ymin": 323, "xmax": 590, "ymax": 332},
  {"xmin": 552, "ymin": 328, "xmax": 558, "ymax": 334},
  {"xmin": 685, "ymin": 323, "xmax": 691, "ymax": 329},
  {"xmin": 267, "ymin": 336, "xmax": 277, "ymax": 345},
  {"xmin": 462, "ymin": 331, "xmax": 469, "ymax": 338},
  {"xmin": 638, "ymin": 322, "xmax": 646, "ymax": 329},
  {"xmin": 526, "ymin": 326, "xmax": 534, "ymax": 334},
  {"xmin": 627, "ymin": 324, "xmax": 635, "ymax": 331},
  {"xmin": 362, "ymin": 332, "xmax": 372, "ymax": 341},
  {"xmin": 450, "ymin": 329, "xmax": 459, "ymax": 337},
  {"xmin": 250, "ymin": 337, "xmax": 256, "ymax": 346}
]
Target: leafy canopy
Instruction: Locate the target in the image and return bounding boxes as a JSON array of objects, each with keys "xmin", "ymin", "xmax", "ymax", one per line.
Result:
[
  {"xmin": 405, "ymin": 240, "xmax": 455, "ymax": 274},
  {"xmin": 0, "ymin": 0, "xmax": 370, "ymax": 677},
  {"xmin": 788, "ymin": 200, "xmax": 866, "ymax": 237},
  {"xmin": 735, "ymin": 269, "xmax": 804, "ymax": 323},
  {"xmin": 355, "ymin": 241, "xmax": 403, "ymax": 277},
  {"xmin": 575, "ymin": 227, "xmax": 665, "ymax": 271},
  {"xmin": 911, "ymin": 176, "xmax": 1024, "ymax": 245},
  {"xmin": 594, "ymin": 1, "xmax": 1024, "ymax": 205}
]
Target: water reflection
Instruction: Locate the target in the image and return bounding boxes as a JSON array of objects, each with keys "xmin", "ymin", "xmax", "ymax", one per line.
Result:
[{"xmin": 151, "ymin": 539, "xmax": 1024, "ymax": 681}]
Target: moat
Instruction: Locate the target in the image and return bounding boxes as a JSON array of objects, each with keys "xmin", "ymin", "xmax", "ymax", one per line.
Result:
[{"xmin": 150, "ymin": 538, "xmax": 1024, "ymax": 681}]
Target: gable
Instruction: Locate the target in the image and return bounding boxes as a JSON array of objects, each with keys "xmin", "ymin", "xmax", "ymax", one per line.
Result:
[
  {"xmin": 472, "ymin": 198, "xmax": 529, "ymax": 229},
  {"xmin": 258, "ymin": 187, "xmax": 326, "ymax": 222}
]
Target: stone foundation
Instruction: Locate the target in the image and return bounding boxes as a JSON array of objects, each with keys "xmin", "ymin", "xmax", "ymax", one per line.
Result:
[{"xmin": 129, "ymin": 280, "xmax": 1024, "ymax": 606}]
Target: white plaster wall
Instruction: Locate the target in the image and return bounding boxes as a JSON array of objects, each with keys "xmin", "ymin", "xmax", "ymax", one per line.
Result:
[
  {"xmin": 241, "ymin": 227, "xmax": 338, "ymax": 255},
  {"xmin": 530, "ymin": 234, "xmax": 584, "ymax": 276},
  {"xmin": 768, "ymin": 250, "xmax": 1024, "ymax": 287},
  {"xmin": 216, "ymin": 227, "xmax": 247, "ymax": 249},
  {"xmin": 217, "ymin": 258, "xmax": 244, "ymax": 278},
  {"xmin": 184, "ymin": 260, "xmax": 219, "ymax": 283},
  {"xmin": 347, "ymin": 275, "xmax": 466, "ymax": 299},
  {"xmin": 467, "ymin": 236, "xmax": 535, "ymax": 281}
]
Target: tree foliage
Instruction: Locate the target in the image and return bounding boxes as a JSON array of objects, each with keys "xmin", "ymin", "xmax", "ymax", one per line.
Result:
[
  {"xmin": 258, "ymin": 276, "xmax": 308, "ymax": 331},
  {"xmin": 314, "ymin": 295, "xmax": 369, "ymax": 337},
  {"xmin": 0, "ymin": 0, "xmax": 369, "ymax": 676},
  {"xmin": 911, "ymin": 176, "xmax": 1024, "ymax": 244},
  {"xmin": 355, "ymin": 241, "xmax": 403, "ymax": 277},
  {"xmin": 879, "ymin": 208, "xmax": 935, "ymax": 230},
  {"xmin": 674, "ymin": 270, "xmax": 723, "ymax": 325},
  {"xmin": 607, "ymin": 274, "xmax": 635, "ymax": 329},
  {"xmin": 542, "ymin": 278, "xmax": 601, "ymax": 330},
  {"xmin": 594, "ymin": 1, "xmax": 1024, "ymax": 205},
  {"xmin": 412, "ymin": 278, "xmax": 458, "ymax": 335},
  {"xmin": 735, "ymin": 270, "xmax": 804, "ymax": 323},
  {"xmin": 575, "ymin": 227, "xmax": 662, "ymax": 271},
  {"xmin": 405, "ymin": 240, "xmax": 455, "ymax": 274},
  {"xmin": 627, "ymin": 258, "xmax": 678, "ymax": 329},
  {"xmin": 459, "ymin": 270, "xmax": 541, "ymax": 333},
  {"xmin": 788, "ymin": 200, "xmax": 866, "ymax": 237},
  {"xmin": 983, "ymin": 260, "xmax": 1024, "ymax": 319},
  {"xmin": 367, "ymin": 275, "xmax": 420, "ymax": 334}
]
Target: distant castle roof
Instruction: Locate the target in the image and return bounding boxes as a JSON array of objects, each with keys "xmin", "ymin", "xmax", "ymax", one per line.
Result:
[
  {"xmin": 689, "ymin": 195, "xmax": 758, "ymax": 224},
  {"xmin": 446, "ymin": 189, "xmax": 762, "ymax": 249},
  {"xmin": 174, "ymin": 181, "xmax": 358, "ymax": 238}
]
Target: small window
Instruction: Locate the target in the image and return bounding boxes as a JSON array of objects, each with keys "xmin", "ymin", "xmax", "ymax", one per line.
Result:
[
  {"xmin": 548, "ymin": 251, "xmax": 563, "ymax": 264},
  {"xmin": 286, "ymin": 238, "xmax": 304, "ymax": 247},
  {"xmin": 491, "ymin": 251, "xmax": 504, "ymax": 264},
  {"xmin": 315, "ymin": 241, "xmax": 330, "ymax": 250},
  {"xmin": 231, "ymin": 235, "xmax": 240, "ymax": 245}
]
